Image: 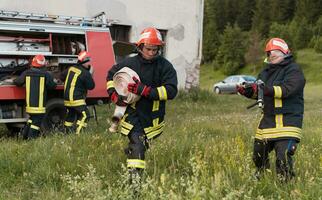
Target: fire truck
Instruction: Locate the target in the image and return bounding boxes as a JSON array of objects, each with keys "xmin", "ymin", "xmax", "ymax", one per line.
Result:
[{"xmin": 0, "ymin": 10, "xmax": 123, "ymax": 135}]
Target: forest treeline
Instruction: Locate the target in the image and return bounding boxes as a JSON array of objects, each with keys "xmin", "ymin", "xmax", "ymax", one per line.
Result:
[{"xmin": 202, "ymin": 0, "xmax": 322, "ymax": 75}]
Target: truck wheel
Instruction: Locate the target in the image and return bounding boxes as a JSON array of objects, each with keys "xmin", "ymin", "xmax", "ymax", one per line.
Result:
[{"xmin": 42, "ymin": 98, "xmax": 66, "ymax": 133}]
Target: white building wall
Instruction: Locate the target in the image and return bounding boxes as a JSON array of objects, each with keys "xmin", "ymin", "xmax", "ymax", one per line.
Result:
[{"xmin": 0, "ymin": 0, "xmax": 204, "ymax": 89}]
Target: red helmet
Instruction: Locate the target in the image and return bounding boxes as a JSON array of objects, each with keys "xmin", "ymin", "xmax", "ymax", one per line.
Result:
[
  {"xmin": 137, "ymin": 27, "xmax": 163, "ymax": 46},
  {"xmin": 265, "ymin": 38, "xmax": 290, "ymax": 54},
  {"xmin": 31, "ymin": 54, "xmax": 46, "ymax": 67},
  {"xmin": 78, "ymin": 51, "xmax": 91, "ymax": 64}
]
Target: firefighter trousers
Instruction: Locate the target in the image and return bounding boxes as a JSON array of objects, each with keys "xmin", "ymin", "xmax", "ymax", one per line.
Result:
[
  {"xmin": 253, "ymin": 139, "xmax": 297, "ymax": 180},
  {"xmin": 22, "ymin": 114, "xmax": 44, "ymax": 139},
  {"xmin": 125, "ymin": 130, "xmax": 149, "ymax": 171},
  {"xmin": 64, "ymin": 105, "xmax": 90, "ymax": 134}
]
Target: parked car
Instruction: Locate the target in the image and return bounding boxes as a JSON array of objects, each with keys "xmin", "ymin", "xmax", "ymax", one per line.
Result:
[{"xmin": 213, "ymin": 75, "xmax": 256, "ymax": 94}]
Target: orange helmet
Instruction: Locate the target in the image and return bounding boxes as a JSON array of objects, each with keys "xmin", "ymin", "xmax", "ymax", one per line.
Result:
[
  {"xmin": 31, "ymin": 54, "xmax": 46, "ymax": 67},
  {"xmin": 137, "ymin": 27, "xmax": 163, "ymax": 46},
  {"xmin": 265, "ymin": 38, "xmax": 290, "ymax": 54},
  {"xmin": 78, "ymin": 51, "xmax": 91, "ymax": 64}
]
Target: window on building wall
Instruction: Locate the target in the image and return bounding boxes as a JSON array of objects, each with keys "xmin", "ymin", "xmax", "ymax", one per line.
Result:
[
  {"xmin": 109, "ymin": 24, "xmax": 131, "ymax": 42},
  {"xmin": 158, "ymin": 29, "xmax": 167, "ymax": 56},
  {"xmin": 109, "ymin": 24, "xmax": 131, "ymax": 62}
]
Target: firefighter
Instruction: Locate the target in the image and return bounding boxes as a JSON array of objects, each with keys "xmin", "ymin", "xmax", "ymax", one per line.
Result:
[
  {"xmin": 61, "ymin": 51, "xmax": 95, "ymax": 134},
  {"xmin": 14, "ymin": 54, "xmax": 57, "ymax": 139},
  {"xmin": 237, "ymin": 38, "xmax": 305, "ymax": 181},
  {"xmin": 106, "ymin": 27, "xmax": 178, "ymax": 182}
]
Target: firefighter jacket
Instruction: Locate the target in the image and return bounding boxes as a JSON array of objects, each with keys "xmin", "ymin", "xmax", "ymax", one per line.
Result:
[
  {"xmin": 14, "ymin": 67, "xmax": 57, "ymax": 114},
  {"xmin": 256, "ymin": 56, "xmax": 305, "ymax": 142},
  {"xmin": 61, "ymin": 64, "xmax": 95, "ymax": 107},
  {"xmin": 106, "ymin": 54, "xmax": 178, "ymax": 139}
]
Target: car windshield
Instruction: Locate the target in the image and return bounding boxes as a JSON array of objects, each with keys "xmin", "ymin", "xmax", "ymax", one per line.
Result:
[{"xmin": 243, "ymin": 76, "xmax": 256, "ymax": 82}]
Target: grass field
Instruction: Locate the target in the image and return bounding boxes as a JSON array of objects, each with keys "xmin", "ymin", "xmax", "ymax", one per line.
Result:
[{"xmin": 0, "ymin": 50, "xmax": 321, "ymax": 199}]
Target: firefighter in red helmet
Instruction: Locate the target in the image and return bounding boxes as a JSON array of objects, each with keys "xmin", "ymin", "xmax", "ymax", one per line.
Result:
[
  {"xmin": 14, "ymin": 54, "xmax": 57, "ymax": 139},
  {"xmin": 61, "ymin": 51, "xmax": 95, "ymax": 134},
  {"xmin": 237, "ymin": 38, "xmax": 305, "ymax": 181},
  {"xmin": 106, "ymin": 27, "xmax": 178, "ymax": 183}
]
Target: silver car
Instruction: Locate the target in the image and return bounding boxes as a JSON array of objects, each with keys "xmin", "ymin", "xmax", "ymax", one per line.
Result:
[{"xmin": 213, "ymin": 75, "xmax": 256, "ymax": 94}]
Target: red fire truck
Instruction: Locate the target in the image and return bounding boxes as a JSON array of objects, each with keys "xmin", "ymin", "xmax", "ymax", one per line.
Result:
[{"xmin": 0, "ymin": 10, "xmax": 121, "ymax": 134}]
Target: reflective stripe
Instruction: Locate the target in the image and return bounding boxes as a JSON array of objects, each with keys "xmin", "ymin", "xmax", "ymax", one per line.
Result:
[
  {"xmin": 64, "ymin": 99, "xmax": 86, "ymax": 107},
  {"xmin": 152, "ymin": 101, "xmax": 159, "ymax": 111},
  {"xmin": 26, "ymin": 106, "xmax": 46, "ymax": 113},
  {"xmin": 273, "ymin": 86, "xmax": 282, "ymax": 98},
  {"xmin": 30, "ymin": 124, "xmax": 40, "ymax": 130},
  {"xmin": 275, "ymin": 114, "xmax": 283, "ymax": 128},
  {"xmin": 157, "ymin": 86, "xmax": 168, "ymax": 100},
  {"xmin": 39, "ymin": 77, "xmax": 45, "ymax": 108},
  {"xmin": 76, "ymin": 111, "xmax": 87, "ymax": 135},
  {"xmin": 120, "ymin": 118, "xmax": 133, "ymax": 136},
  {"xmin": 106, "ymin": 80, "xmax": 114, "ymax": 90},
  {"xmin": 273, "ymin": 86, "xmax": 282, "ymax": 108},
  {"xmin": 27, "ymin": 119, "xmax": 32, "ymax": 124},
  {"xmin": 66, "ymin": 67, "xmax": 81, "ymax": 102},
  {"xmin": 127, "ymin": 159, "xmax": 146, "ymax": 169},
  {"xmin": 153, "ymin": 118, "xmax": 159, "ymax": 126},
  {"xmin": 26, "ymin": 76, "xmax": 30, "ymax": 108},
  {"xmin": 144, "ymin": 121, "xmax": 165, "ymax": 139},
  {"xmin": 64, "ymin": 121, "xmax": 74, "ymax": 127},
  {"xmin": 256, "ymin": 126, "xmax": 302, "ymax": 140}
]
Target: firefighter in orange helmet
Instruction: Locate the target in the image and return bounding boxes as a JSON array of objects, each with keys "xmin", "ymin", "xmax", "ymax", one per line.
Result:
[
  {"xmin": 237, "ymin": 38, "xmax": 305, "ymax": 181},
  {"xmin": 14, "ymin": 54, "xmax": 57, "ymax": 139},
  {"xmin": 61, "ymin": 51, "xmax": 95, "ymax": 134},
  {"xmin": 106, "ymin": 27, "xmax": 178, "ymax": 183}
]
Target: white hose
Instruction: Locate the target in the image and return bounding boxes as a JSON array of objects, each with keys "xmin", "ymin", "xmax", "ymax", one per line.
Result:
[{"xmin": 109, "ymin": 67, "xmax": 141, "ymax": 133}]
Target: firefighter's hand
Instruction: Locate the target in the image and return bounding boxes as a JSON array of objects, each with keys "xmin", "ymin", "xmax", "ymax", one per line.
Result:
[
  {"xmin": 111, "ymin": 91, "xmax": 127, "ymax": 106},
  {"xmin": 237, "ymin": 83, "xmax": 257, "ymax": 98},
  {"xmin": 128, "ymin": 77, "xmax": 151, "ymax": 97}
]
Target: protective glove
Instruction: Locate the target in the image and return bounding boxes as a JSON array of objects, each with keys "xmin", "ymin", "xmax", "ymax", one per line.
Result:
[
  {"xmin": 107, "ymin": 88, "xmax": 127, "ymax": 106},
  {"xmin": 127, "ymin": 77, "xmax": 151, "ymax": 97},
  {"xmin": 237, "ymin": 83, "xmax": 257, "ymax": 98}
]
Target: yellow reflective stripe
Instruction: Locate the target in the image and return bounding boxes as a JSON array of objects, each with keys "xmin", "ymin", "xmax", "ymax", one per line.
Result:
[
  {"xmin": 39, "ymin": 77, "xmax": 45, "ymax": 108},
  {"xmin": 274, "ymin": 98, "xmax": 282, "ymax": 108},
  {"xmin": 153, "ymin": 118, "xmax": 159, "ymax": 126},
  {"xmin": 130, "ymin": 102, "xmax": 136, "ymax": 109},
  {"xmin": 64, "ymin": 100, "xmax": 86, "ymax": 107},
  {"xmin": 273, "ymin": 86, "xmax": 282, "ymax": 98},
  {"xmin": 69, "ymin": 67, "xmax": 81, "ymax": 101},
  {"xmin": 106, "ymin": 80, "xmax": 114, "ymax": 90},
  {"xmin": 30, "ymin": 124, "xmax": 40, "ymax": 130},
  {"xmin": 152, "ymin": 101, "xmax": 159, "ymax": 111},
  {"xmin": 256, "ymin": 126, "xmax": 302, "ymax": 140},
  {"xmin": 275, "ymin": 114, "xmax": 283, "ymax": 128},
  {"xmin": 157, "ymin": 86, "xmax": 168, "ymax": 100},
  {"xmin": 146, "ymin": 128, "xmax": 163, "ymax": 139},
  {"xmin": 26, "ymin": 76, "xmax": 30, "ymax": 108},
  {"xmin": 26, "ymin": 107, "xmax": 46, "ymax": 113},
  {"xmin": 127, "ymin": 159, "xmax": 146, "ymax": 169},
  {"xmin": 27, "ymin": 119, "xmax": 32, "ymax": 124},
  {"xmin": 144, "ymin": 121, "xmax": 165, "ymax": 133},
  {"xmin": 120, "ymin": 114, "xmax": 133, "ymax": 135},
  {"xmin": 64, "ymin": 121, "xmax": 74, "ymax": 127},
  {"xmin": 76, "ymin": 111, "xmax": 87, "ymax": 135}
]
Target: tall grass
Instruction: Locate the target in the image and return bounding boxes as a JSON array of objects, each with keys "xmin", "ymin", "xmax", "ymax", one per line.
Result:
[{"xmin": 0, "ymin": 83, "xmax": 320, "ymax": 199}]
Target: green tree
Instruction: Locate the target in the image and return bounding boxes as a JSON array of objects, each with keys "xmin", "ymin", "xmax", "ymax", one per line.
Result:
[
  {"xmin": 294, "ymin": 0, "xmax": 322, "ymax": 24},
  {"xmin": 216, "ymin": 24, "xmax": 246, "ymax": 75},
  {"xmin": 251, "ymin": 0, "xmax": 271, "ymax": 37},
  {"xmin": 202, "ymin": 0, "xmax": 220, "ymax": 63},
  {"xmin": 236, "ymin": 0, "xmax": 256, "ymax": 31}
]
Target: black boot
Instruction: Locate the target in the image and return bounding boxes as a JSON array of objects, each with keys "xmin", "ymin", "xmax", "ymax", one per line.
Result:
[{"xmin": 21, "ymin": 124, "xmax": 30, "ymax": 140}]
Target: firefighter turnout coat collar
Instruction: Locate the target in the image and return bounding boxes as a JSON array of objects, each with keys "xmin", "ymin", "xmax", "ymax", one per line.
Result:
[
  {"xmin": 106, "ymin": 54, "xmax": 178, "ymax": 139},
  {"xmin": 62, "ymin": 64, "xmax": 95, "ymax": 107},
  {"xmin": 14, "ymin": 67, "xmax": 57, "ymax": 114},
  {"xmin": 256, "ymin": 56, "xmax": 305, "ymax": 142}
]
